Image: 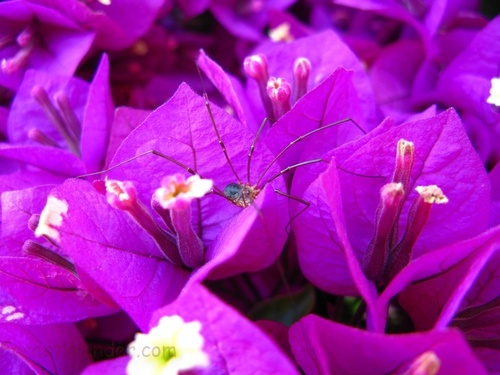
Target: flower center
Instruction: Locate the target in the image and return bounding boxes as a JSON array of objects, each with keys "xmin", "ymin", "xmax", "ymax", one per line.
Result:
[{"xmin": 127, "ymin": 315, "xmax": 209, "ymax": 375}]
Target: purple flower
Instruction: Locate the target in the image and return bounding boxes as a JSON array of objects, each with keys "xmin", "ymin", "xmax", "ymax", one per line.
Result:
[
  {"xmin": 2, "ymin": 53, "xmax": 113, "ymax": 174},
  {"xmin": 0, "ymin": 184, "xmax": 116, "ymax": 324},
  {"xmin": 106, "ymin": 82, "xmax": 289, "ymax": 277},
  {"xmin": 332, "ymin": 0, "xmax": 481, "ymax": 39},
  {"xmin": 23, "ymin": 0, "xmax": 166, "ymax": 50},
  {"xmin": 0, "ymin": 54, "xmax": 119, "ymax": 324},
  {"xmin": 378, "ymin": 225, "xmax": 500, "ymax": 373},
  {"xmin": 434, "ymin": 16, "xmax": 500, "ymax": 165},
  {"xmin": 38, "ymin": 82, "xmax": 291, "ymax": 329},
  {"xmin": 198, "ymin": 29, "xmax": 377, "ymax": 131},
  {"xmin": 289, "ymin": 314, "xmax": 489, "ymax": 374},
  {"xmin": 291, "ymin": 109, "xmax": 489, "ymax": 330},
  {"xmin": 0, "ymin": 0, "xmax": 95, "ymax": 90},
  {"xmin": 355, "ymin": 0, "xmax": 498, "ymax": 163}
]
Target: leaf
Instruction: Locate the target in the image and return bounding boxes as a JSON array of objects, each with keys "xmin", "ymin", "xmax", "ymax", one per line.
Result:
[{"xmin": 247, "ymin": 284, "xmax": 315, "ymax": 327}]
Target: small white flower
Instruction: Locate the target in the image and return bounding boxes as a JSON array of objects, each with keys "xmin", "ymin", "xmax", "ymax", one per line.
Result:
[
  {"xmin": 127, "ymin": 315, "xmax": 209, "ymax": 375},
  {"xmin": 486, "ymin": 77, "xmax": 500, "ymax": 106}
]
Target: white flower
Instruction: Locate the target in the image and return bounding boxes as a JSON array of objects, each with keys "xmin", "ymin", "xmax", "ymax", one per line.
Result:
[
  {"xmin": 154, "ymin": 174, "xmax": 213, "ymax": 210},
  {"xmin": 486, "ymin": 77, "xmax": 500, "ymax": 106},
  {"xmin": 127, "ymin": 315, "xmax": 209, "ymax": 375}
]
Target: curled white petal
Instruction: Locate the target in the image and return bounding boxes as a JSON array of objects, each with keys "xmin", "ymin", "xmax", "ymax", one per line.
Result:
[{"xmin": 34, "ymin": 196, "xmax": 68, "ymax": 243}]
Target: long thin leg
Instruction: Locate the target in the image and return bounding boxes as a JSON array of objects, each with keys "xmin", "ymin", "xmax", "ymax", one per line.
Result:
[
  {"xmin": 247, "ymin": 117, "xmax": 268, "ymax": 184},
  {"xmin": 256, "ymin": 117, "xmax": 365, "ymax": 187},
  {"xmin": 195, "ymin": 63, "xmax": 243, "ymax": 183},
  {"xmin": 273, "ymin": 188, "xmax": 311, "ymax": 234},
  {"xmin": 76, "ymin": 149, "xmax": 227, "ymax": 198},
  {"xmin": 203, "ymin": 93, "xmax": 242, "ymax": 183},
  {"xmin": 76, "ymin": 149, "xmax": 197, "ymax": 178},
  {"xmin": 263, "ymin": 158, "xmax": 326, "ymax": 187}
]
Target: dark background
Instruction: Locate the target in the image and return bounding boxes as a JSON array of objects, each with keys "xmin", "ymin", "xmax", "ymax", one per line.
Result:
[{"xmin": 481, "ymin": 0, "xmax": 500, "ymax": 18}]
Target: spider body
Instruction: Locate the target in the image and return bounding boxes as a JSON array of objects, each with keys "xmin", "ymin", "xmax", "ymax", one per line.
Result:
[{"xmin": 223, "ymin": 183, "xmax": 261, "ymax": 208}]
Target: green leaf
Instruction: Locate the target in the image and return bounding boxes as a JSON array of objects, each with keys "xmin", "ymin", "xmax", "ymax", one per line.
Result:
[{"xmin": 247, "ymin": 284, "xmax": 315, "ymax": 326}]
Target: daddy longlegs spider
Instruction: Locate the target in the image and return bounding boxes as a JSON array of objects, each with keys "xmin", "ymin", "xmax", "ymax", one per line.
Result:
[
  {"xmin": 83, "ymin": 83, "xmax": 367, "ymax": 239},
  {"xmin": 78, "ymin": 83, "xmax": 370, "ymax": 314}
]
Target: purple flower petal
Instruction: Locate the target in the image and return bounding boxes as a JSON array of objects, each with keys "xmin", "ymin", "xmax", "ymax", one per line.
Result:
[
  {"xmin": 209, "ymin": 0, "xmax": 296, "ymax": 41},
  {"xmin": 252, "ymin": 30, "xmax": 377, "ymax": 128},
  {"xmin": 0, "ymin": 171, "xmax": 64, "ymax": 193},
  {"xmin": 109, "ymin": 83, "xmax": 288, "ymax": 274},
  {"xmin": 0, "ymin": 144, "xmax": 85, "ymax": 176},
  {"xmin": 104, "ymin": 107, "xmax": 150, "ymax": 168},
  {"xmin": 197, "ymin": 49, "xmax": 250, "ymax": 127},
  {"xmin": 0, "ymin": 1, "xmax": 95, "ymax": 90},
  {"xmin": 264, "ymin": 67, "xmax": 370, "ymax": 171},
  {"xmin": 151, "ymin": 283, "xmax": 300, "ymax": 374},
  {"xmin": 292, "ymin": 158, "xmax": 381, "ymax": 330},
  {"xmin": 490, "ymin": 162, "xmax": 500, "ymax": 227},
  {"xmin": 0, "ymin": 256, "xmax": 116, "ymax": 324},
  {"xmin": 177, "ymin": 0, "xmax": 211, "ymax": 18},
  {"xmin": 1, "ymin": 185, "xmax": 55, "ymax": 256},
  {"xmin": 7, "ymin": 69, "xmax": 89, "ymax": 144},
  {"xmin": 0, "ymin": 322, "xmax": 91, "ymax": 374},
  {"xmin": 50, "ymin": 178, "xmax": 190, "ymax": 331},
  {"xmin": 289, "ymin": 314, "xmax": 488, "ymax": 375},
  {"xmin": 369, "ymin": 39, "xmax": 426, "ymax": 120},
  {"xmin": 80, "ymin": 357, "xmax": 129, "ymax": 375},
  {"xmin": 81, "ymin": 54, "xmax": 113, "ymax": 173},
  {"xmin": 436, "ymin": 16, "xmax": 500, "ymax": 164},
  {"xmin": 378, "ymin": 225, "xmax": 500, "ymax": 330},
  {"xmin": 25, "ymin": 0, "xmax": 165, "ymax": 49}
]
